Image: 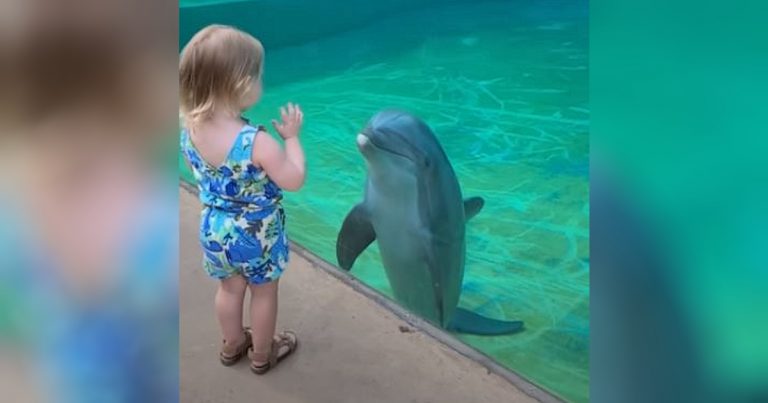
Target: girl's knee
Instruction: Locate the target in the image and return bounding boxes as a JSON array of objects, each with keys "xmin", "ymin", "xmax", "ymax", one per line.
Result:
[
  {"xmin": 248, "ymin": 279, "xmax": 279, "ymax": 297},
  {"xmin": 220, "ymin": 275, "xmax": 248, "ymax": 294}
]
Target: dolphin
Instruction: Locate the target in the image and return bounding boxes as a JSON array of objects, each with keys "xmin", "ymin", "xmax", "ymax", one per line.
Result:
[{"xmin": 336, "ymin": 110, "xmax": 524, "ymax": 335}]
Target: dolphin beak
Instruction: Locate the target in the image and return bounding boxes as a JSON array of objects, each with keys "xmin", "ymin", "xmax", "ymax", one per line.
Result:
[{"xmin": 356, "ymin": 133, "xmax": 370, "ymax": 151}]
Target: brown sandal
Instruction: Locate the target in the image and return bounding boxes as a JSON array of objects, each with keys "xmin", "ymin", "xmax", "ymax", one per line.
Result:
[
  {"xmin": 248, "ymin": 330, "xmax": 298, "ymax": 374},
  {"xmin": 220, "ymin": 328, "xmax": 252, "ymax": 366}
]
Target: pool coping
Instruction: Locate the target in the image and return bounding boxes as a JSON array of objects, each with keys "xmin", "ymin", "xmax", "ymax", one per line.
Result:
[{"xmin": 179, "ymin": 182, "xmax": 564, "ymax": 403}]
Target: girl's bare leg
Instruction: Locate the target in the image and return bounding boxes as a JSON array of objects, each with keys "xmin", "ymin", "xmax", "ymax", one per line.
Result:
[
  {"xmin": 215, "ymin": 275, "xmax": 248, "ymax": 348},
  {"xmin": 248, "ymin": 280, "xmax": 279, "ymax": 365}
]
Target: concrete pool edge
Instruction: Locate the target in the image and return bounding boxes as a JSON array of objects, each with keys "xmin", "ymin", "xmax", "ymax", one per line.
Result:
[
  {"xmin": 288, "ymin": 240, "xmax": 565, "ymax": 403},
  {"xmin": 179, "ymin": 183, "xmax": 564, "ymax": 403}
]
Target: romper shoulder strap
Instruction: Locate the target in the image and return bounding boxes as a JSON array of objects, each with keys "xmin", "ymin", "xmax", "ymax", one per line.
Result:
[{"xmin": 229, "ymin": 124, "xmax": 266, "ymax": 162}]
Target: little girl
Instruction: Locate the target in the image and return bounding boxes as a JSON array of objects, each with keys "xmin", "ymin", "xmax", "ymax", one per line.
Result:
[{"xmin": 179, "ymin": 25, "xmax": 305, "ymax": 374}]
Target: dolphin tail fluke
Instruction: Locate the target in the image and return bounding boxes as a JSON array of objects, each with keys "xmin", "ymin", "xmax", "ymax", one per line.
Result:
[
  {"xmin": 463, "ymin": 197, "xmax": 485, "ymax": 221},
  {"xmin": 336, "ymin": 203, "xmax": 376, "ymax": 271},
  {"xmin": 447, "ymin": 308, "xmax": 524, "ymax": 335}
]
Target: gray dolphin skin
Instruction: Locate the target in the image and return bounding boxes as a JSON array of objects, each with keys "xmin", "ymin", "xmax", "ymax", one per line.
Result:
[{"xmin": 336, "ymin": 109, "xmax": 524, "ymax": 335}]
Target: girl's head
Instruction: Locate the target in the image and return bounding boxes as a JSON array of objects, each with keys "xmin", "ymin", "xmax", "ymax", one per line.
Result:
[{"xmin": 179, "ymin": 25, "xmax": 264, "ymax": 129}]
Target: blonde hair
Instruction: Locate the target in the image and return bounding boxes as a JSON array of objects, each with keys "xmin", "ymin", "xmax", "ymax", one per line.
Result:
[{"xmin": 179, "ymin": 25, "xmax": 264, "ymax": 130}]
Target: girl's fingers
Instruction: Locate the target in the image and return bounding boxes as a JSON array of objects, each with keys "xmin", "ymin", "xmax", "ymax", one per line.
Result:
[{"xmin": 281, "ymin": 103, "xmax": 304, "ymax": 126}]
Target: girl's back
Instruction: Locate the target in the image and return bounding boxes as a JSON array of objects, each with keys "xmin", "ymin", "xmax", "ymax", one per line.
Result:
[
  {"xmin": 181, "ymin": 118, "xmax": 283, "ymax": 212},
  {"xmin": 188, "ymin": 118, "xmax": 245, "ymax": 169}
]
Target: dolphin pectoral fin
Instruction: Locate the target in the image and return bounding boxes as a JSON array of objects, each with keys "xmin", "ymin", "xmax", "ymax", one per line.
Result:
[
  {"xmin": 463, "ymin": 197, "xmax": 485, "ymax": 221},
  {"xmin": 336, "ymin": 203, "xmax": 376, "ymax": 271},
  {"xmin": 447, "ymin": 308, "xmax": 524, "ymax": 335}
]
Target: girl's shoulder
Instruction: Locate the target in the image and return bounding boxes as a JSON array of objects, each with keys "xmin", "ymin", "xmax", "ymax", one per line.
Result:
[
  {"xmin": 240, "ymin": 116, "xmax": 267, "ymax": 134},
  {"xmin": 248, "ymin": 124, "xmax": 268, "ymax": 134}
]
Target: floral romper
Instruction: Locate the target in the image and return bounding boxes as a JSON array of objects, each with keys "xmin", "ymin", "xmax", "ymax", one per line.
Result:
[{"xmin": 181, "ymin": 123, "xmax": 289, "ymax": 284}]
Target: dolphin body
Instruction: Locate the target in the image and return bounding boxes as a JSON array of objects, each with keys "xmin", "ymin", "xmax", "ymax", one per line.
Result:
[{"xmin": 336, "ymin": 110, "xmax": 524, "ymax": 335}]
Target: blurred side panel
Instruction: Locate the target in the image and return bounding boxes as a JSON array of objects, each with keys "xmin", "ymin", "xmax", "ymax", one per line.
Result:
[
  {"xmin": 591, "ymin": 0, "xmax": 768, "ymax": 402},
  {"xmin": 0, "ymin": 0, "xmax": 179, "ymax": 402}
]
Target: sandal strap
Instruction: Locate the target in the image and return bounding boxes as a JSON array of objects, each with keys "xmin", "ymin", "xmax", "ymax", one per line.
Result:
[
  {"xmin": 268, "ymin": 340, "xmax": 279, "ymax": 368},
  {"xmin": 222, "ymin": 329, "xmax": 251, "ymax": 357},
  {"xmin": 271, "ymin": 331, "xmax": 297, "ymax": 360},
  {"xmin": 250, "ymin": 331, "xmax": 297, "ymax": 367},
  {"xmin": 248, "ymin": 347, "xmax": 270, "ymax": 363},
  {"xmin": 221, "ymin": 341, "xmax": 244, "ymax": 357}
]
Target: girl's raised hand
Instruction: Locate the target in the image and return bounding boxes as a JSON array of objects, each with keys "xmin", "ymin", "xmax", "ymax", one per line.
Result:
[{"xmin": 271, "ymin": 102, "xmax": 303, "ymax": 140}]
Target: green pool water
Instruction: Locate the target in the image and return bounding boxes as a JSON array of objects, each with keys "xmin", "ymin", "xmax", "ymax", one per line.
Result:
[{"xmin": 180, "ymin": 1, "xmax": 589, "ymax": 401}]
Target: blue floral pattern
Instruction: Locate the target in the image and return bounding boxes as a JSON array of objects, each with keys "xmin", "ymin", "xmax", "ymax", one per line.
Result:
[{"xmin": 181, "ymin": 124, "xmax": 289, "ymax": 284}]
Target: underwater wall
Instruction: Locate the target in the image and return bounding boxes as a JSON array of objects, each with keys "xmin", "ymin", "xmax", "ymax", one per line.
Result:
[{"xmin": 180, "ymin": 0, "xmax": 502, "ymax": 51}]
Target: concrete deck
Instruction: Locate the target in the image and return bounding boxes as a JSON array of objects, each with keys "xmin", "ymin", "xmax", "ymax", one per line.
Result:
[{"xmin": 180, "ymin": 188, "xmax": 543, "ymax": 403}]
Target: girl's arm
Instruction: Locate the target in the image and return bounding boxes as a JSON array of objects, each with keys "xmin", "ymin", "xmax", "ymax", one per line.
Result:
[
  {"xmin": 252, "ymin": 103, "xmax": 306, "ymax": 191},
  {"xmin": 252, "ymin": 132, "xmax": 306, "ymax": 191}
]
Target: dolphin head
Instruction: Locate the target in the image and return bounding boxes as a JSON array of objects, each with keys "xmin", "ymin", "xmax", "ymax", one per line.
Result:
[{"xmin": 356, "ymin": 110, "xmax": 441, "ymax": 174}]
